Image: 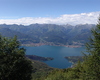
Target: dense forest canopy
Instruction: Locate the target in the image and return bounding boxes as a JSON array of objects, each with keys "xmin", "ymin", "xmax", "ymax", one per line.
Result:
[{"xmin": 0, "ymin": 36, "xmax": 33, "ymax": 80}]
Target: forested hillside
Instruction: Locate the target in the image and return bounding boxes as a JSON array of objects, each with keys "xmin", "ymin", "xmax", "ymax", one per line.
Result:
[
  {"xmin": 0, "ymin": 21, "xmax": 100, "ymax": 80},
  {"xmin": 0, "ymin": 24, "xmax": 95, "ymax": 46}
]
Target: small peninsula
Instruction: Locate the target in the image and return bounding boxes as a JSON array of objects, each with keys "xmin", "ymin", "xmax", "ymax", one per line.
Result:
[
  {"xmin": 26, "ymin": 55, "xmax": 53, "ymax": 61},
  {"xmin": 65, "ymin": 56, "xmax": 83, "ymax": 64}
]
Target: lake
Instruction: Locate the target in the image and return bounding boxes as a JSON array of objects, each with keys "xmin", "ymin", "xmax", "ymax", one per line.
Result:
[{"xmin": 23, "ymin": 45, "xmax": 85, "ymax": 69}]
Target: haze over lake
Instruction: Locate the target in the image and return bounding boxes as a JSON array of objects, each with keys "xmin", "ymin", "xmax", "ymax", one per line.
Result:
[{"xmin": 24, "ymin": 45, "xmax": 85, "ymax": 69}]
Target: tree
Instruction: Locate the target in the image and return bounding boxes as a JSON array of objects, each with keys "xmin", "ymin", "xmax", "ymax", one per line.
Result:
[
  {"xmin": 0, "ymin": 36, "xmax": 33, "ymax": 80},
  {"xmin": 80, "ymin": 16, "xmax": 100, "ymax": 80}
]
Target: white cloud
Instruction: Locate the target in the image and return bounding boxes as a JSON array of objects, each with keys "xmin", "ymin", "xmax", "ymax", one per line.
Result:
[{"xmin": 0, "ymin": 11, "xmax": 100, "ymax": 25}]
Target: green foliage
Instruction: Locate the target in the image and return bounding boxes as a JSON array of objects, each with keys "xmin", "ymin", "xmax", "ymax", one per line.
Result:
[
  {"xmin": 79, "ymin": 16, "xmax": 100, "ymax": 80},
  {"xmin": 45, "ymin": 68, "xmax": 82, "ymax": 80},
  {"xmin": 30, "ymin": 60, "xmax": 54, "ymax": 80},
  {"xmin": 0, "ymin": 36, "xmax": 33, "ymax": 80}
]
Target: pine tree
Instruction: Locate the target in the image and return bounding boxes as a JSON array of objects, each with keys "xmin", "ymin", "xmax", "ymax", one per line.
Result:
[{"xmin": 81, "ymin": 16, "xmax": 100, "ymax": 80}]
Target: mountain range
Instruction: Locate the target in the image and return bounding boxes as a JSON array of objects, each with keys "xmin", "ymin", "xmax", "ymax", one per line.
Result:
[{"xmin": 0, "ymin": 24, "xmax": 95, "ymax": 46}]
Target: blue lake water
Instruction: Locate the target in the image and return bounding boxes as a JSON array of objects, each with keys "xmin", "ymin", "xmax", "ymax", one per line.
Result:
[{"xmin": 23, "ymin": 45, "xmax": 85, "ymax": 69}]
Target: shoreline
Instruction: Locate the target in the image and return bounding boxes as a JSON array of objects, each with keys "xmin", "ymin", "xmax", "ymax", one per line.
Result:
[
  {"xmin": 65, "ymin": 45, "xmax": 82, "ymax": 48},
  {"xmin": 21, "ymin": 43, "xmax": 83, "ymax": 48}
]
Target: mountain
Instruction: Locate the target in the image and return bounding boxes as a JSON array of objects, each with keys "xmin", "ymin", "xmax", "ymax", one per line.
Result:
[{"xmin": 0, "ymin": 24, "xmax": 95, "ymax": 46}]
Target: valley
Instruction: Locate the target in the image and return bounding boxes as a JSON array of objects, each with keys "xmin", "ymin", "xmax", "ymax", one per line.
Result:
[{"xmin": 0, "ymin": 24, "xmax": 95, "ymax": 47}]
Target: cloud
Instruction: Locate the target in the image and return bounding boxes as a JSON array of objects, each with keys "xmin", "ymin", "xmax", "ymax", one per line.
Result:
[{"xmin": 0, "ymin": 11, "xmax": 100, "ymax": 25}]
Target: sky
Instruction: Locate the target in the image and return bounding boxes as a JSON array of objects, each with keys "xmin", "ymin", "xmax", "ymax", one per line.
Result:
[{"xmin": 0, "ymin": 0, "xmax": 100, "ymax": 25}]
